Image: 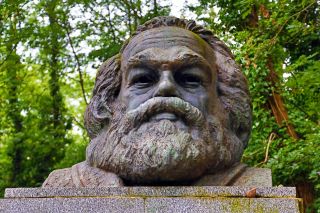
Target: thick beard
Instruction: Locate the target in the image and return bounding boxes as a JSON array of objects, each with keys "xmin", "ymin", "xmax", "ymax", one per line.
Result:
[{"xmin": 86, "ymin": 97, "xmax": 244, "ymax": 184}]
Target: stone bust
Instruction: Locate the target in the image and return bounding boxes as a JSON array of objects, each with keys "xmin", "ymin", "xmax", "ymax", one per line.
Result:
[{"xmin": 43, "ymin": 16, "xmax": 271, "ymax": 187}]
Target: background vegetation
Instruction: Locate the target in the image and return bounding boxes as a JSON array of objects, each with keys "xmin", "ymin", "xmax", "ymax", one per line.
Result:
[{"xmin": 0, "ymin": 0, "xmax": 319, "ymax": 211}]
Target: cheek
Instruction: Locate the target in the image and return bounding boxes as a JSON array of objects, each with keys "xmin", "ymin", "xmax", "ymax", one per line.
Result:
[
  {"xmin": 195, "ymin": 92, "xmax": 210, "ymax": 116},
  {"xmin": 121, "ymin": 87, "xmax": 155, "ymax": 111},
  {"xmin": 180, "ymin": 89, "xmax": 210, "ymax": 116},
  {"xmin": 198, "ymin": 93, "xmax": 210, "ymax": 113}
]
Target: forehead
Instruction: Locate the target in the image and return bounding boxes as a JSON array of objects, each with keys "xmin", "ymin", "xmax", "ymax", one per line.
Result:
[{"xmin": 121, "ymin": 27, "xmax": 213, "ymax": 62}]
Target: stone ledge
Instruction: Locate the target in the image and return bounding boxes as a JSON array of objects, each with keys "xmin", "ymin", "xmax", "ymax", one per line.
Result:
[
  {"xmin": 5, "ymin": 186, "xmax": 296, "ymax": 199},
  {"xmin": 0, "ymin": 197, "xmax": 144, "ymax": 213},
  {"xmin": 0, "ymin": 197, "xmax": 301, "ymax": 213},
  {"xmin": 1, "ymin": 187, "xmax": 302, "ymax": 213}
]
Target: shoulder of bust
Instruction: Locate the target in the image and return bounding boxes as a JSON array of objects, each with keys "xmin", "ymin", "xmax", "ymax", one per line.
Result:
[
  {"xmin": 194, "ymin": 163, "xmax": 272, "ymax": 187},
  {"xmin": 231, "ymin": 164, "xmax": 272, "ymax": 187},
  {"xmin": 42, "ymin": 166, "xmax": 74, "ymax": 187},
  {"xmin": 42, "ymin": 161, "xmax": 123, "ymax": 187}
]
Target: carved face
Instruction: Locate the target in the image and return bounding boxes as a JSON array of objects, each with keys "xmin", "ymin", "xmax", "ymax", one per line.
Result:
[
  {"xmin": 120, "ymin": 27, "xmax": 219, "ymax": 118},
  {"xmin": 87, "ymin": 27, "xmax": 245, "ymax": 184}
]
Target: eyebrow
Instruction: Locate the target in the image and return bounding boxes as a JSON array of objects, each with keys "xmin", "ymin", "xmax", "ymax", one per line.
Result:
[{"xmin": 126, "ymin": 52, "xmax": 213, "ymax": 73}]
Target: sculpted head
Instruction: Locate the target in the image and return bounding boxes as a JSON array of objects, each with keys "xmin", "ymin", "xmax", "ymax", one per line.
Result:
[{"xmin": 84, "ymin": 16, "xmax": 252, "ymax": 185}]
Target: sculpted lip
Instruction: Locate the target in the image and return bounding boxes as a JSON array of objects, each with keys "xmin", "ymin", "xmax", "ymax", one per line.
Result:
[
  {"xmin": 125, "ymin": 97, "xmax": 205, "ymax": 129},
  {"xmin": 150, "ymin": 112, "xmax": 178, "ymax": 121}
]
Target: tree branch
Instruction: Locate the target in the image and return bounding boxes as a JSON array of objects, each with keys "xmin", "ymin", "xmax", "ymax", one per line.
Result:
[
  {"xmin": 263, "ymin": 132, "xmax": 277, "ymax": 163},
  {"xmin": 0, "ymin": 42, "xmax": 18, "ymax": 67},
  {"xmin": 62, "ymin": 20, "xmax": 88, "ymax": 105},
  {"xmin": 270, "ymin": 1, "xmax": 316, "ymax": 45}
]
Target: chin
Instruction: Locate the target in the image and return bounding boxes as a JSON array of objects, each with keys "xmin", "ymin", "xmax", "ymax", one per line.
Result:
[
  {"xmin": 86, "ymin": 98, "xmax": 244, "ymax": 184},
  {"xmin": 88, "ymin": 118, "xmax": 217, "ymax": 184}
]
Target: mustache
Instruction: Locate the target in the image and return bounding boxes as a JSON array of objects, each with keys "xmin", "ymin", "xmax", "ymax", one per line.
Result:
[{"xmin": 118, "ymin": 97, "xmax": 205, "ymax": 133}]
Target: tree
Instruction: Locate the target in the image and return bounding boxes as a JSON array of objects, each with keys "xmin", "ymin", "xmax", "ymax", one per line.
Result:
[
  {"xmin": 0, "ymin": 0, "xmax": 73, "ymax": 193},
  {"xmin": 187, "ymin": 0, "xmax": 319, "ymax": 210},
  {"xmin": 0, "ymin": 0, "xmax": 29, "ymax": 191},
  {"xmin": 0, "ymin": 0, "xmax": 171, "ymax": 196}
]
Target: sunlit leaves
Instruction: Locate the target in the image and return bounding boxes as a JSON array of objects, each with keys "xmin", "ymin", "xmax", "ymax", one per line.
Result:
[
  {"xmin": 187, "ymin": 0, "xmax": 319, "ymax": 209},
  {"xmin": 0, "ymin": 0, "xmax": 172, "ymax": 196}
]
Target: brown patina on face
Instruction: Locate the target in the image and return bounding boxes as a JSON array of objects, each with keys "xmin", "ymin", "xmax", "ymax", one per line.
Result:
[
  {"xmin": 83, "ymin": 26, "xmax": 246, "ymax": 184},
  {"xmin": 42, "ymin": 17, "xmax": 255, "ymax": 188},
  {"xmin": 119, "ymin": 27, "xmax": 220, "ymax": 122}
]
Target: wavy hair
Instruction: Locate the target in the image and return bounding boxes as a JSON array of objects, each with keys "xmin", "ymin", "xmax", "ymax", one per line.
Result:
[{"xmin": 84, "ymin": 16, "xmax": 252, "ymax": 147}]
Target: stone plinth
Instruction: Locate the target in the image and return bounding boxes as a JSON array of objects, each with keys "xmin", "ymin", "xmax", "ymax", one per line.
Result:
[{"xmin": 1, "ymin": 186, "xmax": 302, "ymax": 212}]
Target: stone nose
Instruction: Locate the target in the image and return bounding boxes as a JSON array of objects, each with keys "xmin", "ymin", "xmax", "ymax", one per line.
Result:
[{"xmin": 154, "ymin": 71, "xmax": 178, "ymax": 97}]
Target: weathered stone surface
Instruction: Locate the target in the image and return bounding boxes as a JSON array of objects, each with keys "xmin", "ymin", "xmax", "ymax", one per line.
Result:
[
  {"xmin": 43, "ymin": 16, "xmax": 257, "ymax": 187},
  {"xmin": 0, "ymin": 198, "xmax": 144, "ymax": 213},
  {"xmin": 1, "ymin": 187, "xmax": 302, "ymax": 213},
  {"xmin": 5, "ymin": 186, "xmax": 296, "ymax": 198},
  {"xmin": 145, "ymin": 197, "xmax": 300, "ymax": 213},
  {"xmin": 231, "ymin": 167, "xmax": 272, "ymax": 187},
  {"xmin": 194, "ymin": 165, "xmax": 272, "ymax": 187},
  {"xmin": 0, "ymin": 197, "xmax": 301, "ymax": 213}
]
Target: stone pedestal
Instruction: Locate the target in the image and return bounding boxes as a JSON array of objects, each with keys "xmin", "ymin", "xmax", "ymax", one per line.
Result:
[{"xmin": 1, "ymin": 186, "xmax": 302, "ymax": 212}]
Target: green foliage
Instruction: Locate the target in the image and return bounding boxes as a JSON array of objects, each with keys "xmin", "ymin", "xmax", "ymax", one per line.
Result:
[
  {"xmin": 0, "ymin": 0, "xmax": 171, "ymax": 196},
  {"xmin": 268, "ymin": 132, "xmax": 320, "ymax": 184},
  {"xmin": 0, "ymin": 0, "xmax": 319, "ymax": 210},
  {"xmin": 187, "ymin": 0, "xmax": 319, "ymax": 210}
]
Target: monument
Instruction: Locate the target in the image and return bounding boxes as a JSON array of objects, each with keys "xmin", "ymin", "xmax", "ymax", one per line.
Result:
[
  {"xmin": 0, "ymin": 17, "xmax": 302, "ymax": 212},
  {"xmin": 43, "ymin": 16, "xmax": 270, "ymax": 187}
]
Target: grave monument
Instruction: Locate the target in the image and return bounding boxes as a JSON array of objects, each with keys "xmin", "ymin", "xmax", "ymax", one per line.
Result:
[
  {"xmin": 0, "ymin": 16, "xmax": 302, "ymax": 212},
  {"xmin": 43, "ymin": 16, "xmax": 268, "ymax": 187}
]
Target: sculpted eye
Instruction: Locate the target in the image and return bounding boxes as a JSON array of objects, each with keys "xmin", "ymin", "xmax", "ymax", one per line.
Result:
[
  {"xmin": 128, "ymin": 67, "xmax": 158, "ymax": 89},
  {"xmin": 131, "ymin": 74, "xmax": 157, "ymax": 88},
  {"xmin": 177, "ymin": 74, "xmax": 203, "ymax": 88}
]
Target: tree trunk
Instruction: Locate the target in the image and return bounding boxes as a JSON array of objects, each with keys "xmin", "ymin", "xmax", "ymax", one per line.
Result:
[
  {"xmin": 47, "ymin": 0, "xmax": 64, "ymax": 138},
  {"xmin": 295, "ymin": 181, "xmax": 315, "ymax": 212},
  {"xmin": 7, "ymin": 55, "xmax": 23, "ymax": 186},
  {"xmin": 6, "ymin": 12, "xmax": 23, "ymax": 187},
  {"xmin": 266, "ymin": 58, "xmax": 299, "ymax": 139},
  {"xmin": 153, "ymin": 0, "xmax": 158, "ymax": 16}
]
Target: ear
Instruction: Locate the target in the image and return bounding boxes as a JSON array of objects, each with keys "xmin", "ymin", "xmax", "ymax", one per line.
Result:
[
  {"xmin": 92, "ymin": 95, "xmax": 112, "ymax": 121},
  {"xmin": 84, "ymin": 95, "xmax": 112, "ymax": 139},
  {"xmin": 84, "ymin": 55, "xmax": 122, "ymax": 139}
]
